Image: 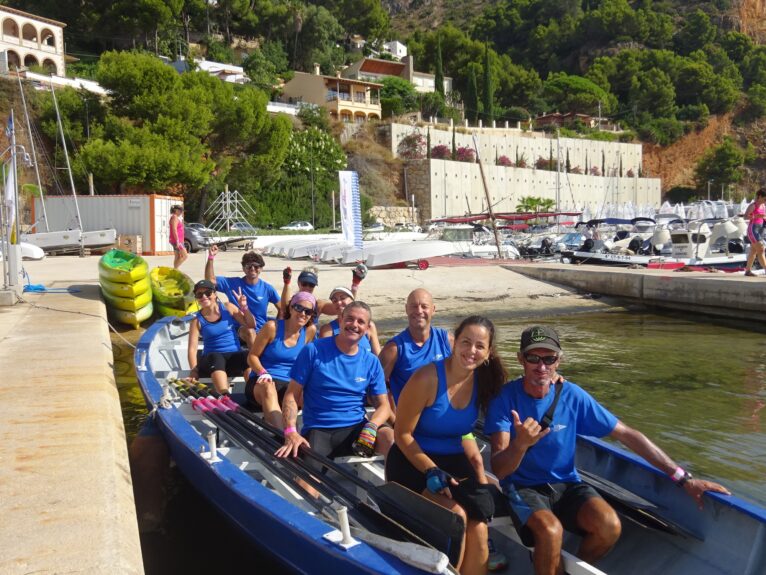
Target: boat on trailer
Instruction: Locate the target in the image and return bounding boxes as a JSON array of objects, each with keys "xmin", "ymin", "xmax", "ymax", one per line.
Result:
[{"xmin": 136, "ymin": 317, "xmax": 766, "ymax": 575}]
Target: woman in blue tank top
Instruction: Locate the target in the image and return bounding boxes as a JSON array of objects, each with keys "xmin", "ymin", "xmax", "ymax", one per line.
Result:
[
  {"xmin": 187, "ymin": 279, "xmax": 255, "ymax": 395},
  {"xmin": 386, "ymin": 316, "xmax": 507, "ymax": 574},
  {"xmin": 318, "ymin": 286, "xmax": 381, "ymax": 354},
  {"xmin": 246, "ymin": 292, "xmax": 318, "ymax": 427}
]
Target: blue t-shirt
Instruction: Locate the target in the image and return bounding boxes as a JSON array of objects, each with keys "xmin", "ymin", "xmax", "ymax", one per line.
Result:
[
  {"xmin": 289, "ymin": 337, "xmax": 386, "ymax": 431},
  {"xmin": 215, "ymin": 276, "xmax": 279, "ymax": 330},
  {"xmin": 259, "ymin": 320, "xmax": 307, "ymax": 382},
  {"xmin": 329, "ymin": 318, "xmax": 371, "ymax": 351},
  {"xmin": 484, "ymin": 377, "xmax": 618, "ymax": 487},
  {"xmin": 388, "ymin": 326, "xmax": 452, "ymax": 404},
  {"xmin": 196, "ymin": 302, "xmax": 241, "ymax": 354},
  {"xmin": 413, "ymin": 359, "xmax": 478, "ymax": 455}
]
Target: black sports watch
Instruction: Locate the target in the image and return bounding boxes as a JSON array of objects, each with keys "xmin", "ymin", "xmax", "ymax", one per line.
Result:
[{"xmin": 677, "ymin": 470, "xmax": 693, "ymax": 487}]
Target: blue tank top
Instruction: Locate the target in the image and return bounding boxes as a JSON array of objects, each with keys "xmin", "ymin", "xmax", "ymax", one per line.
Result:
[
  {"xmin": 389, "ymin": 326, "xmax": 452, "ymax": 404},
  {"xmin": 330, "ymin": 318, "xmax": 371, "ymax": 351},
  {"xmin": 259, "ymin": 320, "xmax": 307, "ymax": 382},
  {"xmin": 196, "ymin": 302, "xmax": 241, "ymax": 354},
  {"xmin": 413, "ymin": 359, "xmax": 478, "ymax": 455}
]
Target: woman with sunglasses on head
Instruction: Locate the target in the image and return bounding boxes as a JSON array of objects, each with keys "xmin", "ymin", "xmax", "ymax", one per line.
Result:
[
  {"xmin": 318, "ymin": 286, "xmax": 381, "ymax": 354},
  {"xmin": 186, "ymin": 279, "xmax": 255, "ymax": 395},
  {"xmin": 386, "ymin": 315, "xmax": 507, "ymax": 575},
  {"xmin": 246, "ymin": 292, "xmax": 318, "ymax": 427}
]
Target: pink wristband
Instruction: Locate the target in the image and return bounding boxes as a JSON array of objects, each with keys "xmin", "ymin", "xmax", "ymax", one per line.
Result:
[
  {"xmin": 257, "ymin": 368, "xmax": 268, "ymax": 376},
  {"xmin": 208, "ymin": 255, "xmax": 215, "ymax": 260},
  {"xmin": 670, "ymin": 466, "xmax": 685, "ymax": 482},
  {"xmin": 284, "ymin": 426, "xmax": 297, "ymax": 435}
]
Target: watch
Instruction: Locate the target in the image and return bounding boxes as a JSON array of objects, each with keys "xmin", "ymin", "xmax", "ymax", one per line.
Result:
[{"xmin": 677, "ymin": 470, "xmax": 693, "ymax": 487}]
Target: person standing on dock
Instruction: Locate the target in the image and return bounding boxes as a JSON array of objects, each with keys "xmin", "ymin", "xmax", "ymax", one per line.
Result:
[
  {"xmin": 275, "ymin": 301, "xmax": 390, "ymax": 464},
  {"xmin": 743, "ymin": 188, "xmax": 766, "ymax": 277},
  {"xmin": 205, "ymin": 246, "xmax": 280, "ymax": 347},
  {"xmin": 169, "ymin": 205, "xmax": 188, "ymax": 269},
  {"xmin": 486, "ymin": 325, "xmax": 731, "ymax": 575}
]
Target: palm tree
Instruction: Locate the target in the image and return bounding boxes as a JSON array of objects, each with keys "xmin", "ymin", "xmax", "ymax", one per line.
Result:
[
  {"xmin": 539, "ymin": 198, "xmax": 556, "ymax": 212},
  {"xmin": 515, "ymin": 196, "xmax": 541, "ymax": 213}
]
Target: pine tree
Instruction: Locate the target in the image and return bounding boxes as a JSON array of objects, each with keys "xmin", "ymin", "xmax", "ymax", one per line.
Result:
[
  {"xmin": 565, "ymin": 149, "xmax": 571, "ymax": 173},
  {"xmin": 427, "ymin": 128, "xmax": 432, "ymax": 159},
  {"xmin": 451, "ymin": 124, "xmax": 457, "ymax": 160},
  {"xmin": 434, "ymin": 36, "xmax": 445, "ymax": 98},
  {"xmin": 466, "ymin": 67, "xmax": 479, "ymax": 124},
  {"xmin": 481, "ymin": 43, "xmax": 494, "ymax": 124}
]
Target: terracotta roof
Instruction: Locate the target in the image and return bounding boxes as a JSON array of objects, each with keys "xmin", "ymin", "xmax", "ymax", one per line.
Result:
[{"xmin": 359, "ymin": 59, "xmax": 405, "ymax": 76}]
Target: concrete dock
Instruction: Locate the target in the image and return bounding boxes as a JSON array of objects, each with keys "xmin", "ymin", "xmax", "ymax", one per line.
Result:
[
  {"xmin": 1, "ymin": 250, "xmax": 763, "ymax": 574},
  {"xmin": 508, "ymin": 263, "xmax": 766, "ymax": 322}
]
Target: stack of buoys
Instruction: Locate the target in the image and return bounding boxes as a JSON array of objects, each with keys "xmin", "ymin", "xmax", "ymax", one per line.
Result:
[
  {"xmin": 150, "ymin": 266, "xmax": 199, "ymax": 318},
  {"xmin": 98, "ymin": 248, "xmax": 152, "ymax": 329}
]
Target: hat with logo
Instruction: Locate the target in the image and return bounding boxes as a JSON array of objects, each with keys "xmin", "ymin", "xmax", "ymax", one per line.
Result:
[
  {"xmin": 329, "ymin": 286, "xmax": 354, "ymax": 301},
  {"xmin": 193, "ymin": 279, "xmax": 216, "ymax": 293},
  {"xmin": 297, "ymin": 270, "xmax": 318, "ymax": 286},
  {"xmin": 520, "ymin": 325, "xmax": 562, "ymax": 354}
]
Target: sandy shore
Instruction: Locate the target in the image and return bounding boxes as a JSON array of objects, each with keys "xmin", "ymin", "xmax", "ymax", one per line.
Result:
[{"xmin": 18, "ymin": 249, "xmax": 614, "ymax": 330}]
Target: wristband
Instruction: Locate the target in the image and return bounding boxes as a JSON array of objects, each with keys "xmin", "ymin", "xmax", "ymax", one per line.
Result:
[
  {"xmin": 670, "ymin": 466, "xmax": 685, "ymax": 482},
  {"xmin": 284, "ymin": 426, "xmax": 297, "ymax": 435},
  {"xmin": 208, "ymin": 255, "xmax": 215, "ymax": 260},
  {"xmin": 257, "ymin": 368, "xmax": 268, "ymax": 376}
]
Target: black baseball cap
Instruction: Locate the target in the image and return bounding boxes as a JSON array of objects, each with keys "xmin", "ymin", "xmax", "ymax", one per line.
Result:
[
  {"xmin": 193, "ymin": 279, "xmax": 215, "ymax": 293},
  {"xmin": 298, "ymin": 271, "xmax": 318, "ymax": 286},
  {"xmin": 520, "ymin": 326, "xmax": 562, "ymax": 354}
]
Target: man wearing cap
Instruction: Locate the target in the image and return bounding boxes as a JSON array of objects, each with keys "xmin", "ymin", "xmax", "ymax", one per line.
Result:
[
  {"xmin": 318, "ymin": 286, "xmax": 381, "ymax": 354},
  {"xmin": 486, "ymin": 326, "xmax": 730, "ymax": 575},
  {"xmin": 169, "ymin": 205, "xmax": 188, "ymax": 269},
  {"xmin": 205, "ymin": 245, "xmax": 280, "ymax": 347},
  {"xmin": 276, "ymin": 301, "xmax": 391, "ymax": 464}
]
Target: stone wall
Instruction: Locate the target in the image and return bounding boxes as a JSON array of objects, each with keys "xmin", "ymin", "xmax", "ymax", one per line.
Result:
[{"xmin": 369, "ymin": 205, "xmax": 420, "ymax": 226}]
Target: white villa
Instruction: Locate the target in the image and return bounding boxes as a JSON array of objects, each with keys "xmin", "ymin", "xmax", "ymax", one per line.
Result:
[{"xmin": 0, "ymin": 5, "xmax": 66, "ymax": 76}]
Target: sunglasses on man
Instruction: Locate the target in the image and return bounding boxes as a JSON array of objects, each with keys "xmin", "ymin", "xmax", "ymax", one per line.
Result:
[
  {"xmin": 292, "ymin": 303, "xmax": 315, "ymax": 316},
  {"xmin": 243, "ymin": 264, "xmax": 262, "ymax": 271},
  {"xmin": 195, "ymin": 289, "xmax": 214, "ymax": 299},
  {"xmin": 523, "ymin": 353, "xmax": 559, "ymax": 366}
]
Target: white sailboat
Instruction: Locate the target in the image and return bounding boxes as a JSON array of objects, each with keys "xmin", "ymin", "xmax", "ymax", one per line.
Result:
[{"xmin": 19, "ymin": 78, "xmax": 115, "ymax": 253}]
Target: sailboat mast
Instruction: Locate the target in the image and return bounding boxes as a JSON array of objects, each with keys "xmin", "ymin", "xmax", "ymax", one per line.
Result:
[
  {"xmin": 471, "ymin": 135, "xmax": 503, "ymax": 258},
  {"xmin": 50, "ymin": 80, "xmax": 82, "ymax": 232},
  {"xmin": 17, "ymin": 73, "xmax": 48, "ymax": 232},
  {"xmin": 556, "ymin": 129, "xmax": 561, "ymax": 234}
]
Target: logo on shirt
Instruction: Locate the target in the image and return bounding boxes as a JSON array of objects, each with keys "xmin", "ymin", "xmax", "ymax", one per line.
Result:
[
  {"xmin": 256, "ymin": 296, "xmax": 263, "ymax": 300},
  {"xmin": 552, "ymin": 424, "xmax": 567, "ymax": 432},
  {"xmin": 355, "ymin": 377, "xmax": 366, "ymax": 383},
  {"xmin": 434, "ymin": 353, "xmax": 444, "ymax": 360}
]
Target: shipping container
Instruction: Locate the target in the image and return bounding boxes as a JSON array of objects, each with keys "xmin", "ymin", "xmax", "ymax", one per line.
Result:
[{"xmin": 32, "ymin": 194, "xmax": 182, "ymax": 255}]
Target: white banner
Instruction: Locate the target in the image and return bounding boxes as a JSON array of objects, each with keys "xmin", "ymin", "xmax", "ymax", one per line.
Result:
[
  {"xmin": 3, "ymin": 112, "xmax": 17, "ymax": 244},
  {"xmin": 338, "ymin": 170, "xmax": 363, "ymax": 249}
]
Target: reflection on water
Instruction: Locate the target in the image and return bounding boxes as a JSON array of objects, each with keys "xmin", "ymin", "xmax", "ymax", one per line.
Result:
[{"xmin": 114, "ymin": 307, "xmax": 766, "ymax": 570}]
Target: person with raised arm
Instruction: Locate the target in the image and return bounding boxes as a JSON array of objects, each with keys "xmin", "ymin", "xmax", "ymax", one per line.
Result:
[
  {"xmin": 280, "ymin": 263, "xmax": 368, "ymax": 318},
  {"xmin": 186, "ymin": 280, "xmax": 254, "ymax": 395},
  {"xmin": 386, "ymin": 315, "xmax": 507, "ymax": 575},
  {"xmin": 205, "ymin": 245, "xmax": 280, "ymax": 347},
  {"xmin": 486, "ymin": 325, "xmax": 731, "ymax": 575},
  {"xmin": 275, "ymin": 301, "xmax": 390, "ymax": 466},
  {"xmin": 246, "ymin": 292, "xmax": 318, "ymax": 428}
]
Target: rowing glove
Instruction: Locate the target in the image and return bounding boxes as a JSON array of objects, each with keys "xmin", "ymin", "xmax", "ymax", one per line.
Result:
[
  {"xmin": 283, "ymin": 266, "xmax": 292, "ymax": 284},
  {"xmin": 352, "ymin": 421, "xmax": 378, "ymax": 457},
  {"xmin": 352, "ymin": 263, "xmax": 368, "ymax": 287},
  {"xmin": 425, "ymin": 467, "xmax": 452, "ymax": 494}
]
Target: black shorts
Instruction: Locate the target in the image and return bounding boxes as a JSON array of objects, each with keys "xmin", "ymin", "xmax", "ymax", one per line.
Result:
[
  {"xmin": 302, "ymin": 421, "xmax": 367, "ymax": 473},
  {"xmin": 244, "ymin": 378, "xmax": 289, "ymax": 410},
  {"xmin": 503, "ymin": 482, "xmax": 601, "ymax": 547},
  {"xmin": 385, "ymin": 444, "xmax": 494, "ymax": 522},
  {"xmin": 197, "ymin": 350, "xmax": 248, "ymax": 378}
]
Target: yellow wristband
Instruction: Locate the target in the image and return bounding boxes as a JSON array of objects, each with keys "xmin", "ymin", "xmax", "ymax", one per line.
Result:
[{"xmin": 461, "ymin": 432, "xmax": 476, "ymax": 441}]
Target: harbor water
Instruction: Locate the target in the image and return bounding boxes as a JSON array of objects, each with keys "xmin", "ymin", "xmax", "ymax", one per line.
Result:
[{"xmin": 113, "ymin": 308, "xmax": 766, "ymax": 572}]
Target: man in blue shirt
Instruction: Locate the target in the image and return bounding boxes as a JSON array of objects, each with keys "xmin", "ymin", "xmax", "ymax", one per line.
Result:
[
  {"xmin": 276, "ymin": 301, "xmax": 390, "ymax": 465},
  {"xmin": 205, "ymin": 245, "xmax": 280, "ymax": 347},
  {"xmin": 486, "ymin": 325, "xmax": 729, "ymax": 575}
]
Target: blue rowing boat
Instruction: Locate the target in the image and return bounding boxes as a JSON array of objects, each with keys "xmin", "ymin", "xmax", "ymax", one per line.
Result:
[{"xmin": 136, "ymin": 316, "xmax": 766, "ymax": 575}]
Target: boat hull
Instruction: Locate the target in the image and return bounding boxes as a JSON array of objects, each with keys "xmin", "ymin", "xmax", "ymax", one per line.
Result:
[
  {"xmin": 99, "ymin": 249, "xmax": 149, "ymax": 284},
  {"xmin": 150, "ymin": 266, "xmax": 195, "ymax": 308},
  {"xmin": 110, "ymin": 301, "xmax": 153, "ymax": 329},
  {"xmin": 100, "ymin": 275, "xmax": 150, "ymax": 299}
]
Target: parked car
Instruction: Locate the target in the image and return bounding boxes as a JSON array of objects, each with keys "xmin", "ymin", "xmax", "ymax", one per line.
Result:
[
  {"xmin": 230, "ymin": 221, "xmax": 258, "ymax": 234},
  {"xmin": 280, "ymin": 220, "xmax": 314, "ymax": 231},
  {"xmin": 182, "ymin": 223, "xmax": 211, "ymax": 253},
  {"xmin": 186, "ymin": 222, "xmax": 216, "ymax": 235},
  {"xmin": 393, "ymin": 222, "xmax": 422, "ymax": 233},
  {"xmin": 364, "ymin": 222, "xmax": 385, "ymax": 232}
]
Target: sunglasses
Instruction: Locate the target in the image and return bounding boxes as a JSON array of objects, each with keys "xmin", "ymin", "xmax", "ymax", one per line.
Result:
[
  {"xmin": 292, "ymin": 303, "xmax": 315, "ymax": 316},
  {"xmin": 523, "ymin": 353, "xmax": 559, "ymax": 366},
  {"xmin": 195, "ymin": 290, "xmax": 214, "ymax": 299},
  {"xmin": 243, "ymin": 264, "xmax": 261, "ymax": 271}
]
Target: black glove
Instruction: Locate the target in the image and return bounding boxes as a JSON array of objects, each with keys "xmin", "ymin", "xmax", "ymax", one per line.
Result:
[{"xmin": 283, "ymin": 266, "xmax": 292, "ymax": 284}]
